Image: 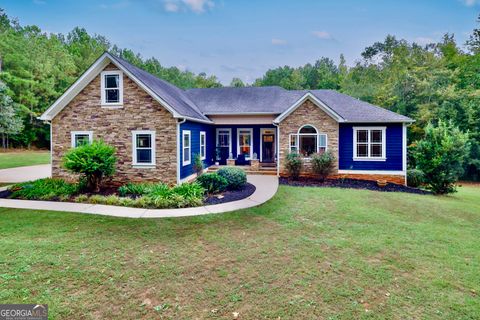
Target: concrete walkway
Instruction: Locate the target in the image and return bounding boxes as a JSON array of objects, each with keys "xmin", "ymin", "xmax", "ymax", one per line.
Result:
[
  {"xmin": 0, "ymin": 175, "xmax": 278, "ymax": 218},
  {"xmin": 0, "ymin": 164, "xmax": 51, "ymax": 183}
]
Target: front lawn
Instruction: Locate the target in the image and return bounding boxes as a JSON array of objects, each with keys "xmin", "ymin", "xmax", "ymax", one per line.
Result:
[
  {"xmin": 0, "ymin": 186, "xmax": 479, "ymax": 319},
  {"xmin": 0, "ymin": 150, "xmax": 50, "ymax": 169}
]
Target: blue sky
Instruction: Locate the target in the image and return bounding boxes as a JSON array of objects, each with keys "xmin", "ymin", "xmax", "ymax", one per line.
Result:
[{"xmin": 1, "ymin": 0, "xmax": 479, "ymax": 84}]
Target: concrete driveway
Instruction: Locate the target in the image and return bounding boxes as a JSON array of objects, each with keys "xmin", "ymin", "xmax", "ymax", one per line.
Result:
[{"xmin": 0, "ymin": 164, "xmax": 51, "ymax": 183}]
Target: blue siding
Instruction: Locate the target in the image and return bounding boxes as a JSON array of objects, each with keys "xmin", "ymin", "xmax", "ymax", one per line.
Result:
[
  {"xmin": 339, "ymin": 123, "xmax": 403, "ymax": 171},
  {"xmin": 180, "ymin": 121, "xmax": 215, "ymax": 179},
  {"xmin": 179, "ymin": 122, "xmax": 276, "ymax": 179}
]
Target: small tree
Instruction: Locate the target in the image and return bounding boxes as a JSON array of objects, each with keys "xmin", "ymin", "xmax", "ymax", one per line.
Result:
[
  {"xmin": 0, "ymin": 81, "xmax": 23, "ymax": 149},
  {"xmin": 63, "ymin": 140, "xmax": 117, "ymax": 192},
  {"xmin": 193, "ymin": 153, "xmax": 203, "ymax": 176},
  {"xmin": 285, "ymin": 153, "xmax": 302, "ymax": 180},
  {"xmin": 311, "ymin": 151, "xmax": 336, "ymax": 181},
  {"xmin": 414, "ymin": 121, "xmax": 469, "ymax": 194}
]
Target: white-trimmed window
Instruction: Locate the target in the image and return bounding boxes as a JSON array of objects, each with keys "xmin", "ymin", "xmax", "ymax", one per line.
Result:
[
  {"xmin": 132, "ymin": 130, "xmax": 155, "ymax": 166},
  {"xmin": 353, "ymin": 127, "xmax": 386, "ymax": 161},
  {"xmin": 200, "ymin": 131, "xmax": 206, "ymax": 160},
  {"xmin": 289, "ymin": 125, "xmax": 327, "ymax": 157},
  {"xmin": 71, "ymin": 131, "xmax": 93, "ymax": 148},
  {"xmin": 183, "ymin": 130, "xmax": 191, "ymax": 166},
  {"xmin": 237, "ymin": 128, "xmax": 253, "ymax": 160},
  {"xmin": 101, "ymin": 70, "xmax": 123, "ymax": 106}
]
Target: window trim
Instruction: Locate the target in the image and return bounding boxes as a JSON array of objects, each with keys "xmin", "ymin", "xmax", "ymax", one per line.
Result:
[
  {"xmin": 288, "ymin": 125, "xmax": 328, "ymax": 158},
  {"xmin": 353, "ymin": 126, "xmax": 386, "ymax": 161},
  {"xmin": 215, "ymin": 128, "xmax": 232, "ymax": 155},
  {"xmin": 200, "ymin": 131, "xmax": 206, "ymax": 160},
  {"xmin": 182, "ymin": 130, "xmax": 191, "ymax": 166},
  {"xmin": 132, "ymin": 130, "xmax": 156, "ymax": 166},
  {"xmin": 236, "ymin": 128, "xmax": 253, "ymax": 160},
  {"xmin": 71, "ymin": 131, "xmax": 93, "ymax": 148},
  {"xmin": 100, "ymin": 70, "xmax": 123, "ymax": 107}
]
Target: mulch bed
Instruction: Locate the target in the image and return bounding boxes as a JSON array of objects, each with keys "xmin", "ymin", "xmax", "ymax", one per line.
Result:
[
  {"xmin": 280, "ymin": 177, "xmax": 431, "ymax": 194},
  {"xmin": 204, "ymin": 182, "xmax": 256, "ymax": 205}
]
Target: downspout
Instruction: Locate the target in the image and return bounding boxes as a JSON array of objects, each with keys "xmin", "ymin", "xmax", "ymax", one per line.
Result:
[
  {"xmin": 273, "ymin": 122, "xmax": 280, "ymax": 177},
  {"xmin": 176, "ymin": 118, "xmax": 187, "ymax": 184},
  {"xmin": 403, "ymin": 122, "xmax": 411, "ymax": 186}
]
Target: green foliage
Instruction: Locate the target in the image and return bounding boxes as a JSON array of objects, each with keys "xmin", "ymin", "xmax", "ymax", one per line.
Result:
[
  {"xmin": 414, "ymin": 121, "xmax": 469, "ymax": 194},
  {"xmin": 115, "ymin": 181, "xmax": 205, "ymax": 208},
  {"xmin": 9, "ymin": 178, "xmax": 79, "ymax": 200},
  {"xmin": 193, "ymin": 153, "xmax": 203, "ymax": 176},
  {"xmin": 63, "ymin": 140, "xmax": 117, "ymax": 192},
  {"xmin": 407, "ymin": 169, "xmax": 425, "ymax": 188},
  {"xmin": 196, "ymin": 172, "xmax": 228, "ymax": 194},
  {"xmin": 217, "ymin": 167, "xmax": 247, "ymax": 190},
  {"xmin": 310, "ymin": 151, "xmax": 336, "ymax": 181},
  {"xmin": 285, "ymin": 153, "xmax": 303, "ymax": 180},
  {"xmin": 118, "ymin": 182, "xmax": 154, "ymax": 197},
  {"xmin": 0, "ymin": 81, "xmax": 23, "ymax": 148}
]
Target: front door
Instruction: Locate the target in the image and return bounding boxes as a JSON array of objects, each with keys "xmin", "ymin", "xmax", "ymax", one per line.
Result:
[{"xmin": 262, "ymin": 134, "xmax": 275, "ymax": 163}]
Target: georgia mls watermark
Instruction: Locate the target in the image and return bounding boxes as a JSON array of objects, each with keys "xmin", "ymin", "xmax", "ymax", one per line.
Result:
[{"xmin": 0, "ymin": 305, "xmax": 48, "ymax": 320}]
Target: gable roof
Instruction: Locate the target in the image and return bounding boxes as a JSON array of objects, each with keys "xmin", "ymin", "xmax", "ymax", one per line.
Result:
[
  {"xmin": 40, "ymin": 52, "xmax": 413, "ymax": 124},
  {"xmin": 39, "ymin": 52, "xmax": 211, "ymax": 123}
]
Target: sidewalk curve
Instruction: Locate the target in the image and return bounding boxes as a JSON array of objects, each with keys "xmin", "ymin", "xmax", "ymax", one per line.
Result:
[{"xmin": 0, "ymin": 175, "xmax": 278, "ymax": 218}]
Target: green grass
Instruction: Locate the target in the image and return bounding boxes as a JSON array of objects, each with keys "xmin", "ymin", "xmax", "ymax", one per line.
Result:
[
  {"xmin": 0, "ymin": 186, "xmax": 479, "ymax": 319},
  {"xmin": 0, "ymin": 151, "xmax": 50, "ymax": 169}
]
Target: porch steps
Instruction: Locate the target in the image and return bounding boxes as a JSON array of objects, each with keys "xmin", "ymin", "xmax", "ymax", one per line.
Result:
[{"xmin": 207, "ymin": 165, "xmax": 277, "ymax": 176}]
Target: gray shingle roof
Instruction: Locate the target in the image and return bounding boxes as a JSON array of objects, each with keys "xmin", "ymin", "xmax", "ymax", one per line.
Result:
[
  {"xmin": 309, "ymin": 90, "xmax": 413, "ymax": 123},
  {"xmin": 112, "ymin": 55, "xmax": 210, "ymax": 122},
  {"xmin": 112, "ymin": 54, "xmax": 412, "ymax": 123},
  {"xmin": 186, "ymin": 86, "xmax": 303, "ymax": 114}
]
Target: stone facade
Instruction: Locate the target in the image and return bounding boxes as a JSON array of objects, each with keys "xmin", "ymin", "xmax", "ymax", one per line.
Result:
[
  {"xmin": 51, "ymin": 63, "xmax": 178, "ymax": 185},
  {"xmin": 278, "ymin": 99, "xmax": 339, "ymax": 176}
]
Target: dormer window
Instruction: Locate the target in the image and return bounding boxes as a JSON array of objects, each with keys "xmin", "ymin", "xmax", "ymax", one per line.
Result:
[{"xmin": 101, "ymin": 70, "xmax": 123, "ymax": 107}]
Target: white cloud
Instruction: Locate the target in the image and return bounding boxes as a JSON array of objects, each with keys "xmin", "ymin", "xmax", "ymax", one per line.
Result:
[
  {"xmin": 312, "ymin": 31, "xmax": 332, "ymax": 39},
  {"xmin": 461, "ymin": 0, "xmax": 480, "ymax": 6},
  {"xmin": 163, "ymin": 0, "xmax": 214, "ymax": 13},
  {"xmin": 414, "ymin": 37, "xmax": 435, "ymax": 45},
  {"xmin": 271, "ymin": 38, "xmax": 287, "ymax": 45}
]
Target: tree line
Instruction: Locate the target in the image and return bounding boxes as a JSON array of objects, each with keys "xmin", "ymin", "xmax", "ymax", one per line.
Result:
[{"xmin": 0, "ymin": 8, "xmax": 479, "ymax": 180}]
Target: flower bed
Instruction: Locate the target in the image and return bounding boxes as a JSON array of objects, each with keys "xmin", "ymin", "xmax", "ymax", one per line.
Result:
[
  {"xmin": 1, "ymin": 170, "xmax": 254, "ymax": 208},
  {"xmin": 280, "ymin": 177, "xmax": 431, "ymax": 194}
]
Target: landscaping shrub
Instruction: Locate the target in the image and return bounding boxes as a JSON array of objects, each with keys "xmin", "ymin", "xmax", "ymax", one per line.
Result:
[
  {"xmin": 114, "ymin": 181, "xmax": 205, "ymax": 208},
  {"xmin": 10, "ymin": 178, "xmax": 79, "ymax": 200},
  {"xmin": 118, "ymin": 182, "xmax": 154, "ymax": 197},
  {"xmin": 196, "ymin": 173, "xmax": 228, "ymax": 194},
  {"xmin": 217, "ymin": 167, "xmax": 247, "ymax": 190},
  {"xmin": 193, "ymin": 153, "xmax": 203, "ymax": 176},
  {"xmin": 414, "ymin": 121, "xmax": 469, "ymax": 194},
  {"xmin": 63, "ymin": 140, "xmax": 117, "ymax": 192},
  {"xmin": 407, "ymin": 169, "xmax": 425, "ymax": 188},
  {"xmin": 311, "ymin": 151, "xmax": 336, "ymax": 181},
  {"xmin": 285, "ymin": 153, "xmax": 302, "ymax": 180}
]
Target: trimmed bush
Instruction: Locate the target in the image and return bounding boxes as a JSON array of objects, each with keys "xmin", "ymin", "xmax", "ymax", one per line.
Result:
[
  {"xmin": 217, "ymin": 167, "xmax": 247, "ymax": 190},
  {"xmin": 196, "ymin": 173, "xmax": 228, "ymax": 194},
  {"xmin": 63, "ymin": 140, "xmax": 117, "ymax": 192},
  {"xmin": 311, "ymin": 151, "xmax": 336, "ymax": 181},
  {"xmin": 285, "ymin": 153, "xmax": 302, "ymax": 180},
  {"xmin": 10, "ymin": 178, "xmax": 79, "ymax": 200},
  {"xmin": 407, "ymin": 169, "xmax": 425, "ymax": 188},
  {"xmin": 414, "ymin": 121, "xmax": 469, "ymax": 194}
]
